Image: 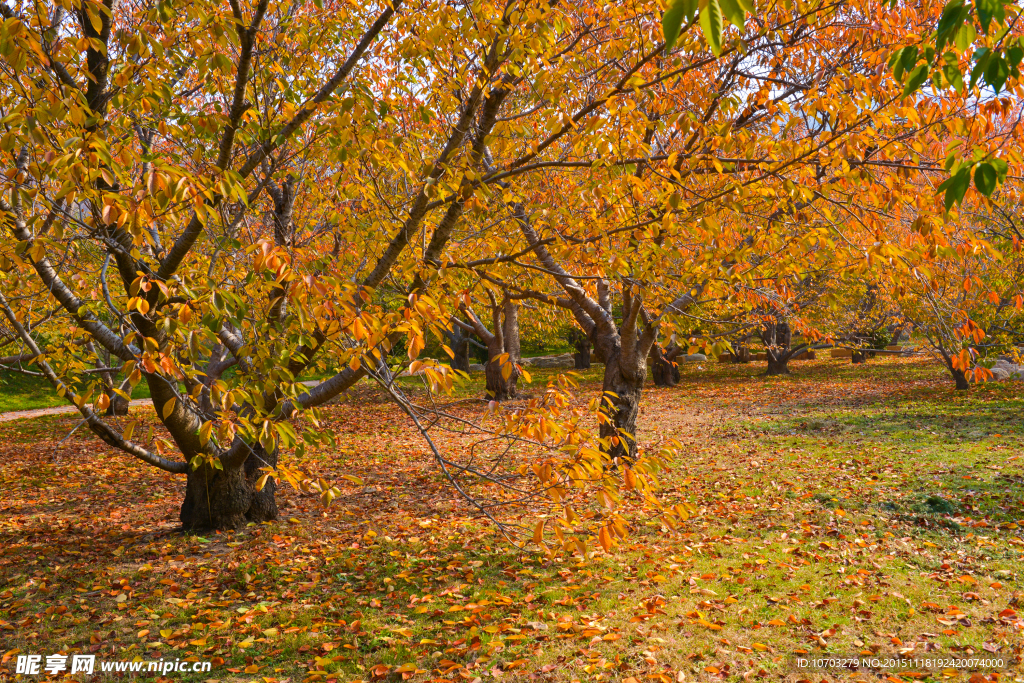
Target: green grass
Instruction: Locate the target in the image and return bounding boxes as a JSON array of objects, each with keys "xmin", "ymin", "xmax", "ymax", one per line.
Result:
[
  {"xmin": 0, "ymin": 369, "xmax": 75, "ymax": 412},
  {"xmin": 0, "ymin": 369, "xmax": 154, "ymax": 413}
]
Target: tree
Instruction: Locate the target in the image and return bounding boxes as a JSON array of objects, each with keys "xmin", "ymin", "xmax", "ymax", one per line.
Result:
[
  {"xmin": 888, "ymin": 196, "xmax": 1024, "ymax": 389},
  {"xmin": 0, "ymin": 0, "xmax": 583, "ymax": 529},
  {"xmin": 452, "ymin": 288, "xmax": 523, "ymax": 400},
  {"xmin": 1, "ymin": 0, "xmax": 1007, "ymax": 544},
  {"xmin": 459, "ymin": 0, "xmax": 973, "ymax": 463}
]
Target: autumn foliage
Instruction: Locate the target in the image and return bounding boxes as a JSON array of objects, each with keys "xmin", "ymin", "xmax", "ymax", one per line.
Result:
[{"xmin": 0, "ymin": 0, "xmax": 1021, "ymax": 556}]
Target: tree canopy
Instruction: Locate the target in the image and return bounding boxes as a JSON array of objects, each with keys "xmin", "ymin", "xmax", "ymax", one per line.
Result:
[{"xmin": 1, "ymin": 0, "xmax": 1022, "ymax": 547}]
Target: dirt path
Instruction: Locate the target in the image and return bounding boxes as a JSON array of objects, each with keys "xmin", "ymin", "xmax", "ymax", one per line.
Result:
[{"xmin": 0, "ymin": 398, "xmax": 153, "ymax": 423}]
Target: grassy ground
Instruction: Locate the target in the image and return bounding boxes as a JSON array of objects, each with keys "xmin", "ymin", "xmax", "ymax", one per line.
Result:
[
  {"xmin": 0, "ymin": 356, "xmax": 1022, "ymax": 682},
  {"xmin": 0, "ymin": 369, "xmax": 76, "ymax": 412},
  {"xmin": 0, "ymin": 369, "xmax": 155, "ymax": 414}
]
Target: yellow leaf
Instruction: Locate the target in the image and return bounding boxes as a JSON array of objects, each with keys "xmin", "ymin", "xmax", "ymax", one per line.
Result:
[
  {"xmin": 199, "ymin": 420, "xmax": 212, "ymax": 445},
  {"xmin": 162, "ymin": 398, "xmax": 176, "ymax": 420}
]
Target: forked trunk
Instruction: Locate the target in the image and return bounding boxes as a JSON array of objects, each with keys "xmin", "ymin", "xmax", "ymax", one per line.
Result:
[
  {"xmin": 180, "ymin": 444, "xmax": 278, "ymax": 530},
  {"xmin": 483, "ymin": 299, "xmax": 521, "ymax": 400},
  {"xmin": 761, "ymin": 322, "xmax": 792, "ymax": 376},
  {"xmin": 764, "ymin": 351, "xmax": 791, "ymax": 376}
]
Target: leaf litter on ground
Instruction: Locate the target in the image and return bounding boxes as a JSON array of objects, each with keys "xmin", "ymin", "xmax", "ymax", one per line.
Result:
[{"xmin": 1, "ymin": 357, "xmax": 1022, "ymax": 682}]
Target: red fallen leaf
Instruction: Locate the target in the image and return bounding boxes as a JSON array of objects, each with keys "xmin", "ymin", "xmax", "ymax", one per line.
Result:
[
  {"xmin": 370, "ymin": 664, "xmax": 391, "ymax": 680},
  {"xmin": 998, "ymin": 608, "xmax": 1017, "ymax": 617}
]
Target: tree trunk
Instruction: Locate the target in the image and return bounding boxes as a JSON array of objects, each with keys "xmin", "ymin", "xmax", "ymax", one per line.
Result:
[
  {"xmin": 851, "ymin": 350, "xmax": 868, "ymax": 364},
  {"xmin": 599, "ymin": 351, "xmax": 645, "ymax": 463},
  {"xmin": 761, "ymin": 322, "xmax": 792, "ymax": 376},
  {"xmin": 180, "ymin": 445, "xmax": 278, "ymax": 530},
  {"xmin": 650, "ymin": 344, "xmax": 678, "ymax": 387},
  {"xmin": 481, "ymin": 300, "xmax": 521, "ymax": 400},
  {"xmin": 950, "ymin": 367, "xmax": 970, "ymax": 391},
  {"xmin": 107, "ymin": 390, "xmax": 131, "ymax": 416},
  {"xmin": 484, "ymin": 354, "xmax": 519, "ymax": 400},
  {"xmin": 764, "ymin": 351, "xmax": 790, "ymax": 376},
  {"xmin": 570, "ymin": 330, "xmax": 591, "ymax": 369},
  {"xmin": 483, "ymin": 335, "xmax": 520, "ymax": 401},
  {"xmin": 502, "ymin": 299, "xmax": 520, "ymax": 362},
  {"xmin": 449, "ymin": 327, "xmax": 471, "ymax": 372}
]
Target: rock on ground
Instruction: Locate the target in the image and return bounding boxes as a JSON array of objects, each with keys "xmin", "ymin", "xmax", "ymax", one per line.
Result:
[
  {"xmin": 989, "ymin": 359, "xmax": 1024, "ymax": 381},
  {"xmin": 521, "ymin": 353, "xmax": 575, "ymax": 369}
]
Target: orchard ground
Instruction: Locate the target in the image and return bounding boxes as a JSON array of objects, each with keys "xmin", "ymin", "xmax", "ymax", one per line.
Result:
[{"xmin": 1, "ymin": 356, "xmax": 1022, "ymax": 683}]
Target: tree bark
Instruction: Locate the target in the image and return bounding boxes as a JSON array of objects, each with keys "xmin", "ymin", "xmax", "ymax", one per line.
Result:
[
  {"xmin": 764, "ymin": 352, "xmax": 791, "ymax": 376},
  {"xmin": 107, "ymin": 389, "xmax": 131, "ymax": 416},
  {"xmin": 950, "ymin": 366, "xmax": 970, "ymax": 391},
  {"xmin": 761, "ymin": 321, "xmax": 792, "ymax": 376},
  {"xmin": 851, "ymin": 350, "xmax": 868, "ymax": 364},
  {"xmin": 448, "ymin": 325, "xmax": 472, "ymax": 372},
  {"xmin": 484, "ymin": 355, "xmax": 519, "ymax": 400},
  {"xmin": 568, "ymin": 328, "xmax": 591, "ymax": 369},
  {"xmin": 502, "ymin": 299, "xmax": 520, "ymax": 362},
  {"xmin": 599, "ymin": 348, "xmax": 645, "ymax": 462},
  {"xmin": 180, "ymin": 444, "xmax": 278, "ymax": 531},
  {"xmin": 650, "ymin": 344, "xmax": 680, "ymax": 386},
  {"xmin": 463, "ymin": 295, "xmax": 521, "ymax": 400}
]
